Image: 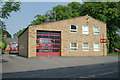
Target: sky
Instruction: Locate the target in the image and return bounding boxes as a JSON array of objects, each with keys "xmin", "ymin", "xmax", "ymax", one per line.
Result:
[
  {"xmin": 4, "ymin": 2, "xmax": 80, "ymax": 37},
  {"xmin": 4, "ymin": 1, "xmax": 120, "ymax": 37}
]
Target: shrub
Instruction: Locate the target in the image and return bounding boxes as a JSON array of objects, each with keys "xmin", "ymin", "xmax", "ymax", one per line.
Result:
[
  {"xmin": 0, "ymin": 42, "xmax": 6, "ymax": 50},
  {"xmin": 2, "ymin": 39, "xmax": 7, "ymax": 50},
  {"xmin": 0, "ymin": 42, "xmax": 2, "ymax": 49}
]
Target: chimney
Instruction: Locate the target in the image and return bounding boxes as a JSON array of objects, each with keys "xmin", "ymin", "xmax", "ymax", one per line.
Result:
[{"xmin": 3, "ymin": 34, "xmax": 7, "ymax": 39}]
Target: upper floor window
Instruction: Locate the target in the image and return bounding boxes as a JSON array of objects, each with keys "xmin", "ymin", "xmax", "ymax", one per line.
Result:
[
  {"xmin": 94, "ymin": 27, "xmax": 99, "ymax": 35},
  {"xmin": 82, "ymin": 26, "xmax": 89, "ymax": 34},
  {"xmin": 70, "ymin": 42, "xmax": 78, "ymax": 51},
  {"xmin": 82, "ymin": 43, "xmax": 89, "ymax": 51},
  {"xmin": 94, "ymin": 43, "xmax": 100, "ymax": 51},
  {"xmin": 70, "ymin": 24, "xmax": 77, "ymax": 33}
]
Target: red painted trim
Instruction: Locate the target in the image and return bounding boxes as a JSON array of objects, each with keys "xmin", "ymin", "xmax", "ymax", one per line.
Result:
[
  {"xmin": 36, "ymin": 52, "xmax": 60, "ymax": 57},
  {"xmin": 36, "ymin": 39, "xmax": 60, "ymax": 40},
  {"xmin": 60, "ymin": 32, "xmax": 61, "ymax": 56},
  {"xmin": 36, "ymin": 47, "xmax": 60, "ymax": 49},
  {"xmin": 37, "ymin": 34, "xmax": 60, "ymax": 36}
]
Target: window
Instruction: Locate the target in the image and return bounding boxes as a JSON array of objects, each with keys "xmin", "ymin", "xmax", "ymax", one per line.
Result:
[
  {"xmin": 82, "ymin": 43, "xmax": 89, "ymax": 51},
  {"xmin": 55, "ymin": 40, "xmax": 60, "ymax": 43},
  {"xmin": 70, "ymin": 43, "xmax": 78, "ymax": 51},
  {"xmin": 70, "ymin": 24, "xmax": 77, "ymax": 33},
  {"xmin": 11, "ymin": 44, "xmax": 18, "ymax": 47},
  {"xmin": 94, "ymin": 27, "xmax": 99, "ymax": 35},
  {"xmin": 94, "ymin": 43, "xmax": 100, "ymax": 51},
  {"xmin": 82, "ymin": 26, "xmax": 89, "ymax": 34}
]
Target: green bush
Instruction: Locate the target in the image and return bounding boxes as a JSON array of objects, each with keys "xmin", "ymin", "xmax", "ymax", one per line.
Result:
[
  {"xmin": 0, "ymin": 42, "xmax": 2, "ymax": 49},
  {"xmin": 2, "ymin": 42, "xmax": 6, "ymax": 50},
  {"xmin": 2, "ymin": 39, "xmax": 7, "ymax": 50},
  {"xmin": 107, "ymin": 52, "xmax": 120, "ymax": 56},
  {"xmin": 0, "ymin": 42, "xmax": 6, "ymax": 50}
]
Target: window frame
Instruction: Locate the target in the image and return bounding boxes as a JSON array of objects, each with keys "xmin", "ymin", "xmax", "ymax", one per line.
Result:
[
  {"xmin": 70, "ymin": 42, "xmax": 78, "ymax": 51},
  {"xmin": 94, "ymin": 43, "xmax": 100, "ymax": 51},
  {"xmin": 93, "ymin": 26, "xmax": 100, "ymax": 35},
  {"xmin": 82, "ymin": 43, "xmax": 89, "ymax": 51},
  {"xmin": 70, "ymin": 24, "xmax": 78, "ymax": 33},
  {"xmin": 82, "ymin": 25, "xmax": 89, "ymax": 34}
]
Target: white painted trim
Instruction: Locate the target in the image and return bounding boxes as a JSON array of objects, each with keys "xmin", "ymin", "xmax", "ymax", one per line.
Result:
[
  {"xmin": 94, "ymin": 43, "xmax": 100, "ymax": 51},
  {"xmin": 70, "ymin": 42, "xmax": 78, "ymax": 51},
  {"xmin": 82, "ymin": 42, "xmax": 89, "ymax": 51},
  {"xmin": 70, "ymin": 24, "xmax": 78, "ymax": 33},
  {"xmin": 93, "ymin": 26, "xmax": 100, "ymax": 35},
  {"xmin": 82, "ymin": 25, "xmax": 89, "ymax": 34}
]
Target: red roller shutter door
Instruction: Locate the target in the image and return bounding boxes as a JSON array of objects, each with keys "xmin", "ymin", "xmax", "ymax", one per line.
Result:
[{"xmin": 36, "ymin": 31, "xmax": 61, "ymax": 57}]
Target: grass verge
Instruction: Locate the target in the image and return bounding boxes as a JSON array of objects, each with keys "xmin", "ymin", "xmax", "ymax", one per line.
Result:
[{"xmin": 107, "ymin": 52, "xmax": 120, "ymax": 56}]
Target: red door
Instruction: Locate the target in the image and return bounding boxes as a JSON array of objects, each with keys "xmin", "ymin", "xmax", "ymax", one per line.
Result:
[{"xmin": 36, "ymin": 31, "xmax": 61, "ymax": 57}]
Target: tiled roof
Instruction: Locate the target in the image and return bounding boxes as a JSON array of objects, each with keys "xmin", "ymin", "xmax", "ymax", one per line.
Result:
[{"xmin": 5, "ymin": 38, "xmax": 18, "ymax": 44}]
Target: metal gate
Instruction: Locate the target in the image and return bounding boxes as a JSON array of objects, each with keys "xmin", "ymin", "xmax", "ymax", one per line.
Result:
[{"xmin": 36, "ymin": 31, "xmax": 61, "ymax": 57}]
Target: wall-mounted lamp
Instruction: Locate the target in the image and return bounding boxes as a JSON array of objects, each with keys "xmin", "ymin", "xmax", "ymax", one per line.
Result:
[
  {"xmin": 86, "ymin": 18, "xmax": 89, "ymax": 23},
  {"xmin": 86, "ymin": 14, "xmax": 90, "ymax": 24}
]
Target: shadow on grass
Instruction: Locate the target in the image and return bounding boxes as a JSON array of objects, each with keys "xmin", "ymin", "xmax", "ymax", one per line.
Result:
[{"xmin": 2, "ymin": 61, "xmax": 119, "ymax": 79}]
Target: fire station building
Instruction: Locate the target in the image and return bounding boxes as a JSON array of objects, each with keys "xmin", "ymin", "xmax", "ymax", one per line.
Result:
[{"xmin": 18, "ymin": 15, "xmax": 107, "ymax": 58}]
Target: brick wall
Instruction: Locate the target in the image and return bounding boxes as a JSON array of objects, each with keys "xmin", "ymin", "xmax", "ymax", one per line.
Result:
[
  {"xmin": 27, "ymin": 15, "xmax": 107, "ymax": 58},
  {"xmin": 18, "ymin": 28, "xmax": 28, "ymax": 57}
]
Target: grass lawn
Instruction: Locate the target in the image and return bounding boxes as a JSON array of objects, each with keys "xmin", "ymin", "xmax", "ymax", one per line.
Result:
[{"xmin": 107, "ymin": 52, "xmax": 120, "ymax": 56}]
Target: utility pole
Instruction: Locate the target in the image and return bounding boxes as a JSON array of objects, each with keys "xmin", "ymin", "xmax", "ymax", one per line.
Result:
[
  {"xmin": 45, "ymin": 10, "xmax": 56, "ymax": 23},
  {"xmin": 103, "ymin": 33, "xmax": 104, "ymax": 56}
]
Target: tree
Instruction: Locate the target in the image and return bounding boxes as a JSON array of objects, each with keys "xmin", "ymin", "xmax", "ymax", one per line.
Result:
[
  {"xmin": 1, "ymin": 38, "xmax": 7, "ymax": 50},
  {"xmin": 67, "ymin": 2, "xmax": 81, "ymax": 17},
  {"xmin": 13, "ymin": 28, "xmax": 26, "ymax": 38},
  {"xmin": 0, "ymin": 29, "xmax": 11, "ymax": 50},
  {"xmin": 0, "ymin": 0, "xmax": 21, "ymax": 29},
  {"xmin": 114, "ymin": 33, "xmax": 120, "ymax": 49},
  {"xmin": 53, "ymin": 5, "xmax": 73, "ymax": 21},
  {"xmin": 0, "ymin": 21, "xmax": 6, "ymax": 30},
  {"xmin": 2, "ymin": 29, "xmax": 11, "ymax": 38},
  {"xmin": 0, "ymin": 1, "xmax": 21, "ymax": 19},
  {"xmin": 82, "ymin": 0, "xmax": 119, "ymax": 2},
  {"xmin": 0, "ymin": 0, "xmax": 21, "ymax": 50},
  {"xmin": 29, "ymin": 2, "xmax": 82, "ymax": 26},
  {"xmin": 79, "ymin": 2, "xmax": 119, "ymax": 53},
  {"xmin": 29, "ymin": 15, "xmax": 47, "ymax": 26},
  {"xmin": 27, "ymin": 2, "xmax": 119, "ymax": 53}
]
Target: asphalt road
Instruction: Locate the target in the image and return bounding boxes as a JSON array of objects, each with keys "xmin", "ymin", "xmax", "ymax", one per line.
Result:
[{"xmin": 1, "ymin": 54, "xmax": 119, "ymax": 78}]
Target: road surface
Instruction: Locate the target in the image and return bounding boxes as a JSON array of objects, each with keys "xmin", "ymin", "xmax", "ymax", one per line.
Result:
[{"xmin": 1, "ymin": 54, "xmax": 119, "ymax": 78}]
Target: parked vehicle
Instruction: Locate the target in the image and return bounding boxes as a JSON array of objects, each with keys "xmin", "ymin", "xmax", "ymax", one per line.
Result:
[
  {"xmin": 9, "ymin": 43, "xmax": 19, "ymax": 53},
  {"xmin": 36, "ymin": 38, "xmax": 53, "ymax": 52},
  {"xmin": 114, "ymin": 48, "xmax": 120, "ymax": 52}
]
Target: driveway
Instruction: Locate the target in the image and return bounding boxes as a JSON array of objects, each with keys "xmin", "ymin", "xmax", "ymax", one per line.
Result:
[{"xmin": 1, "ymin": 54, "xmax": 119, "ymax": 78}]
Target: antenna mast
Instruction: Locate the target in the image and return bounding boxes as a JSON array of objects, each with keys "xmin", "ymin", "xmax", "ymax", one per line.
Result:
[{"xmin": 45, "ymin": 10, "xmax": 56, "ymax": 23}]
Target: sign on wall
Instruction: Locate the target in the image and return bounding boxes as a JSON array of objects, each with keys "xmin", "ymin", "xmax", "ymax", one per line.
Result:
[{"xmin": 100, "ymin": 39, "xmax": 107, "ymax": 43}]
